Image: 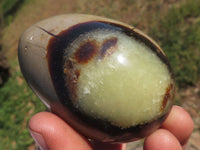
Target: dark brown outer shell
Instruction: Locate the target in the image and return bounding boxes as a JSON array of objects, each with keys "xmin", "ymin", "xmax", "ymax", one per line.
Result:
[{"xmin": 46, "ymin": 21, "xmax": 175, "ymax": 142}]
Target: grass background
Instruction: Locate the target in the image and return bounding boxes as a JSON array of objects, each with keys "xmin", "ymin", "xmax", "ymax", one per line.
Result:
[{"xmin": 0, "ymin": 0, "xmax": 199, "ymax": 149}]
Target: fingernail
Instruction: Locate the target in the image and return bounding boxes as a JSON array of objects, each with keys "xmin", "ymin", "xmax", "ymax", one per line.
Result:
[{"xmin": 29, "ymin": 129, "xmax": 49, "ymax": 150}]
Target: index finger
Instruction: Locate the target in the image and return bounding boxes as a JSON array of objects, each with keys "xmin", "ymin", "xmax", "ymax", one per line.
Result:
[{"xmin": 161, "ymin": 105, "xmax": 194, "ymax": 145}]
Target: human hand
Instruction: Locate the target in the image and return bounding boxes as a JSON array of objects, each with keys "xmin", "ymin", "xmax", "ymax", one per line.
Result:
[{"xmin": 29, "ymin": 105, "xmax": 193, "ymax": 150}]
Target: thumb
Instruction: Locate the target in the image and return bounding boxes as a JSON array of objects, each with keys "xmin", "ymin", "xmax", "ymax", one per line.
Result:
[
  {"xmin": 29, "ymin": 112, "xmax": 92, "ymax": 150},
  {"xmin": 29, "ymin": 112, "xmax": 126, "ymax": 150}
]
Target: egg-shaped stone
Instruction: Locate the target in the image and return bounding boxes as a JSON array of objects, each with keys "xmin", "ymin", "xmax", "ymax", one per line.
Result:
[{"xmin": 18, "ymin": 14, "xmax": 175, "ymax": 143}]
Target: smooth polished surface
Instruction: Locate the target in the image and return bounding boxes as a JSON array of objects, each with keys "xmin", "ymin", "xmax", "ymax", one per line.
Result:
[{"xmin": 18, "ymin": 14, "xmax": 175, "ymax": 142}]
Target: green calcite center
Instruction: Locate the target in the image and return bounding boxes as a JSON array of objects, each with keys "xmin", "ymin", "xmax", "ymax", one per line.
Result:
[{"xmin": 73, "ymin": 30, "xmax": 171, "ymax": 128}]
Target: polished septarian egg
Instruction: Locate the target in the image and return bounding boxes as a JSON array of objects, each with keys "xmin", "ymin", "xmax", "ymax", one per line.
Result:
[{"xmin": 18, "ymin": 14, "xmax": 175, "ymax": 142}]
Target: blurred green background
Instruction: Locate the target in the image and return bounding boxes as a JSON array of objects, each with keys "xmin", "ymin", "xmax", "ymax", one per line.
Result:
[{"xmin": 0, "ymin": 0, "xmax": 199, "ymax": 149}]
